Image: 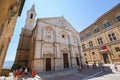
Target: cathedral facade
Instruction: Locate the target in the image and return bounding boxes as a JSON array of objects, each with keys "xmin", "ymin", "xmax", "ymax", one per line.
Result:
[{"xmin": 14, "ymin": 5, "xmax": 82, "ymax": 72}]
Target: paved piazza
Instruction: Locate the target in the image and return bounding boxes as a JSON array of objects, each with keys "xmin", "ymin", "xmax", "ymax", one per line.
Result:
[
  {"xmin": 23, "ymin": 64, "xmax": 120, "ymax": 80},
  {"xmin": 5, "ymin": 64, "xmax": 118, "ymax": 80},
  {"xmin": 88, "ymin": 71, "xmax": 120, "ymax": 80}
]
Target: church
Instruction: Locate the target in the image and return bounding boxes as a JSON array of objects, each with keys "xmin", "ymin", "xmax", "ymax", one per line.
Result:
[{"xmin": 14, "ymin": 5, "xmax": 82, "ymax": 72}]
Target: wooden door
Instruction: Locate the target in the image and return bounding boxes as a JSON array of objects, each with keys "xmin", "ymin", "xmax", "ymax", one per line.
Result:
[
  {"xmin": 63, "ymin": 54, "xmax": 69, "ymax": 68},
  {"xmin": 102, "ymin": 53, "xmax": 109, "ymax": 63},
  {"xmin": 76, "ymin": 57, "xmax": 80, "ymax": 66},
  {"xmin": 46, "ymin": 58, "xmax": 51, "ymax": 71}
]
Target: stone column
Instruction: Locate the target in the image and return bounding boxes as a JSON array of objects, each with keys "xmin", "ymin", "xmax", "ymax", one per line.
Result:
[
  {"xmin": 69, "ymin": 45, "xmax": 72, "ymax": 67},
  {"xmin": 78, "ymin": 46, "xmax": 84, "ymax": 65}
]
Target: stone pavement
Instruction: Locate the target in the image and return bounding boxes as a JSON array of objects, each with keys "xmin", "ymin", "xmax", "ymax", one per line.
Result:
[
  {"xmin": 25, "ymin": 65, "xmax": 112, "ymax": 80},
  {"xmin": 37, "ymin": 67, "xmax": 103, "ymax": 80},
  {"xmin": 85, "ymin": 64, "xmax": 120, "ymax": 80},
  {"xmin": 1, "ymin": 64, "xmax": 120, "ymax": 80},
  {"xmin": 28, "ymin": 64, "xmax": 120, "ymax": 80}
]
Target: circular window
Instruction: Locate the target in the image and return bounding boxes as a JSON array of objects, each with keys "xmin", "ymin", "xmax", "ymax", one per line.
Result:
[{"xmin": 62, "ymin": 35, "xmax": 65, "ymax": 38}]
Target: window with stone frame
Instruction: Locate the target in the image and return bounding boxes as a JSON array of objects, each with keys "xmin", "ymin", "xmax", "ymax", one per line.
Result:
[
  {"xmin": 94, "ymin": 27, "xmax": 100, "ymax": 33},
  {"xmin": 82, "ymin": 44, "xmax": 85, "ymax": 49},
  {"xmin": 84, "ymin": 53, "xmax": 86, "ymax": 56},
  {"xmin": 108, "ymin": 33, "xmax": 117, "ymax": 41},
  {"xmin": 86, "ymin": 32, "xmax": 91, "ymax": 37},
  {"xmin": 115, "ymin": 47, "xmax": 120, "ymax": 52},
  {"xmin": 80, "ymin": 36, "xmax": 84, "ymax": 41},
  {"xmin": 61, "ymin": 31, "xmax": 68, "ymax": 44},
  {"xmin": 116, "ymin": 15, "xmax": 120, "ymax": 22},
  {"xmin": 103, "ymin": 21, "xmax": 111, "ymax": 28},
  {"xmin": 61, "ymin": 33, "xmax": 67, "ymax": 44},
  {"xmin": 92, "ymin": 52, "xmax": 95, "ymax": 55},
  {"xmin": 30, "ymin": 13, "xmax": 33, "ymax": 19},
  {"xmin": 62, "ymin": 34, "xmax": 65, "ymax": 39},
  {"xmin": 89, "ymin": 41, "xmax": 93, "ymax": 48},
  {"xmin": 97, "ymin": 37, "xmax": 103, "ymax": 45}
]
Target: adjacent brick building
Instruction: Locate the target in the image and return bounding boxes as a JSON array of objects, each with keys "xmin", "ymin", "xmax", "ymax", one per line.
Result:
[{"xmin": 79, "ymin": 3, "xmax": 120, "ymax": 64}]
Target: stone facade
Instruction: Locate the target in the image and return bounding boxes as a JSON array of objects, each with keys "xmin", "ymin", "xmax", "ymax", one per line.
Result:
[
  {"xmin": 79, "ymin": 3, "xmax": 120, "ymax": 64},
  {"xmin": 0, "ymin": 0, "xmax": 25, "ymax": 74},
  {"xmin": 14, "ymin": 5, "xmax": 82, "ymax": 72}
]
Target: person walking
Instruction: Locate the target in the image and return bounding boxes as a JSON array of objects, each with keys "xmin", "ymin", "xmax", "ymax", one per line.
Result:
[
  {"xmin": 94, "ymin": 61, "xmax": 97, "ymax": 69},
  {"xmin": 114, "ymin": 63, "xmax": 118, "ymax": 71},
  {"xmin": 85, "ymin": 61, "xmax": 89, "ymax": 69},
  {"xmin": 98, "ymin": 62, "xmax": 102, "ymax": 70},
  {"xmin": 14, "ymin": 69, "xmax": 21, "ymax": 80},
  {"xmin": 31, "ymin": 69, "xmax": 35, "ymax": 77},
  {"xmin": 101, "ymin": 62, "xmax": 105, "ymax": 71},
  {"xmin": 24, "ymin": 68, "xmax": 28, "ymax": 75}
]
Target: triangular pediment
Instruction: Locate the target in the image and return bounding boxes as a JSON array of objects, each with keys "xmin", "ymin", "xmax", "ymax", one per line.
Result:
[{"xmin": 37, "ymin": 16, "xmax": 78, "ymax": 32}]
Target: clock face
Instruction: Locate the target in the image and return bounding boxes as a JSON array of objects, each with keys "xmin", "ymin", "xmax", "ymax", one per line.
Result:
[{"xmin": 59, "ymin": 20, "xmax": 66, "ymax": 28}]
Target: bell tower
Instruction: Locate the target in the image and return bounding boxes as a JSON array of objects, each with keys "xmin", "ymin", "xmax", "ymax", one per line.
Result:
[
  {"xmin": 24, "ymin": 5, "xmax": 36, "ymax": 30},
  {"xmin": 13, "ymin": 5, "xmax": 36, "ymax": 68}
]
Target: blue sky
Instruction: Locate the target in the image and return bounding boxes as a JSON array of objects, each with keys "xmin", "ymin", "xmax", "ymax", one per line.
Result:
[{"xmin": 5, "ymin": 0, "xmax": 120, "ymax": 61}]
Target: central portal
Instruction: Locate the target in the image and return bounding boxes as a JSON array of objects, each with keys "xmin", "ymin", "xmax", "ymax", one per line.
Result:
[{"xmin": 63, "ymin": 53, "xmax": 69, "ymax": 68}]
